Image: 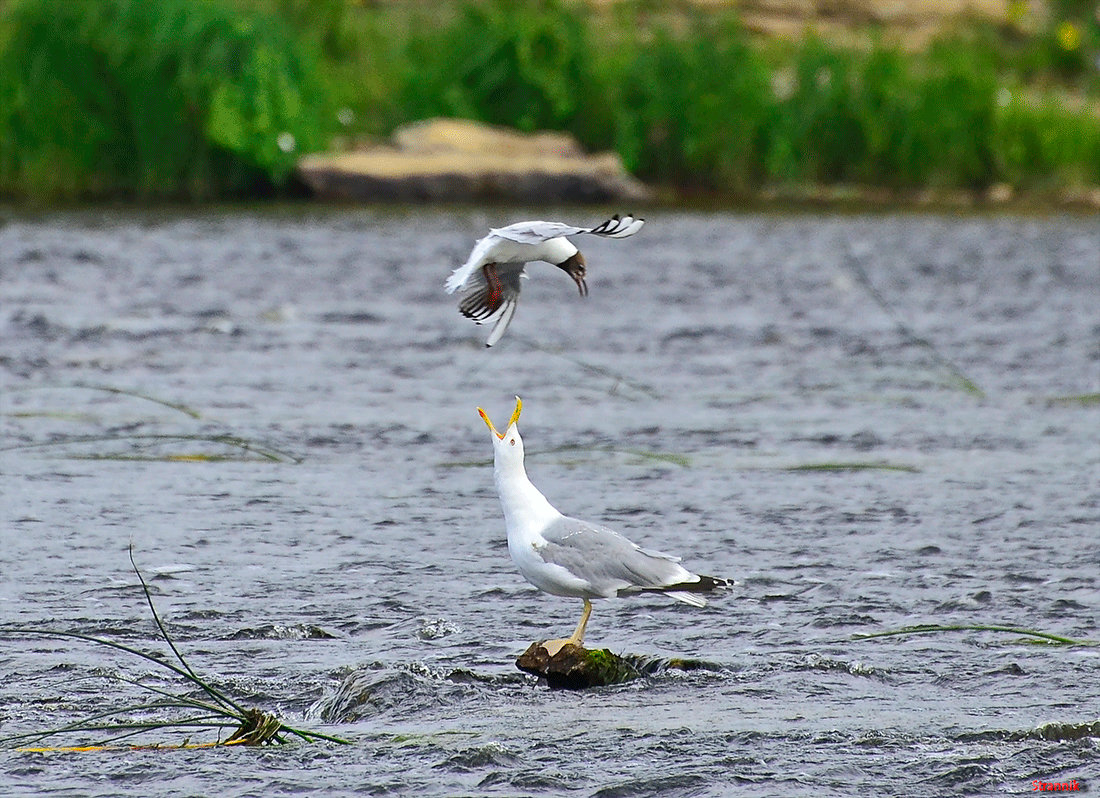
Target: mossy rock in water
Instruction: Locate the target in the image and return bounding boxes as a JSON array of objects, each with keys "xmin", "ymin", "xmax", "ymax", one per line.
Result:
[
  {"xmin": 1025, "ymin": 720, "xmax": 1100, "ymax": 741},
  {"xmin": 516, "ymin": 642, "xmax": 640, "ymax": 689}
]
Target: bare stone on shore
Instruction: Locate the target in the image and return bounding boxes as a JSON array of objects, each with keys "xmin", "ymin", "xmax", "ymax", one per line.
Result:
[{"xmin": 297, "ymin": 118, "xmax": 652, "ymax": 204}]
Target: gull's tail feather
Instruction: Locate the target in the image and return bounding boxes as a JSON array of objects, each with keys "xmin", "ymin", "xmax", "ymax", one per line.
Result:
[
  {"xmin": 665, "ymin": 591, "xmax": 708, "ymax": 608},
  {"xmin": 644, "ymin": 574, "xmax": 735, "ymax": 607},
  {"xmin": 485, "ymin": 300, "xmax": 518, "ymax": 347}
]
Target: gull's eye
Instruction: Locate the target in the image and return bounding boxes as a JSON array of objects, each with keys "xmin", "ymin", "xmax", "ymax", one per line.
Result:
[{"xmin": 510, "ymin": 438, "xmax": 516, "ymax": 446}]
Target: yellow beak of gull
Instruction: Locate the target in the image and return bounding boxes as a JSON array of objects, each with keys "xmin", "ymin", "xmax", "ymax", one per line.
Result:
[{"xmin": 478, "ymin": 396, "xmax": 522, "ymax": 440}]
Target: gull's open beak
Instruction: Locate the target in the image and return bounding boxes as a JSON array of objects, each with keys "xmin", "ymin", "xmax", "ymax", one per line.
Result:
[
  {"xmin": 478, "ymin": 407, "xmax": 503, "ymax": 440},
  {"xmin": 478, "ymin": 396, "xmax": 522, "ymax": 440},
  {"xmin": 507, "ymin": 396, "xmax": 522, "ymax": 428}
]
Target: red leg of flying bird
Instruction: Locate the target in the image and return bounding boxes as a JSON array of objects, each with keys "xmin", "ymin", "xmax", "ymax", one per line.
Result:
[{"xmin": 483, "ymin": 264, "xmax": 504, "ymax": 313}]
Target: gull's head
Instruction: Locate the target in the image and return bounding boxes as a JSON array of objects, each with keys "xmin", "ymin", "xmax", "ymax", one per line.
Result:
[
  {"xmin": 478, "ymin": 396, "xmax": 525, "ymax": 463},
  {"xmin": 555, "ymin": 251, "xmax": 588, "ymax": 297}
]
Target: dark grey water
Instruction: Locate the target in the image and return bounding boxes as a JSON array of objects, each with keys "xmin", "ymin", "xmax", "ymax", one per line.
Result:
[{"xmin": 1, "ymin": 208, "xmax": 1098, "ymax": 796}]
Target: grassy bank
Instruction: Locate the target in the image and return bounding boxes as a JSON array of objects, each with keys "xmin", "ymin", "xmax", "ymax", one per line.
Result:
[
  {"xmin": 0, "ymin": 0, "xmax": 333, "ymax": 200},
  {"xmin": 1, "ymin": 0, "xmax": 1098, "ymax": 202}
]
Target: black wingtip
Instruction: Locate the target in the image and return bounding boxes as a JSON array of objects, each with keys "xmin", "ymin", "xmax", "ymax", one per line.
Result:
[{"xmin": 660, "ymin": 575, "xmax": 734, "ymax": 593}]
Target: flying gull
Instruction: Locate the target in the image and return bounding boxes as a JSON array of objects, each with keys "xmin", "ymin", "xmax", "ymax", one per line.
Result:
[
  {"xmin": 477, "ymin": 397, "xmax": 732, "ymax": 654},
  {"xmin": 446, "ymin": 214, "xmax": 644, "ymax": 347}
]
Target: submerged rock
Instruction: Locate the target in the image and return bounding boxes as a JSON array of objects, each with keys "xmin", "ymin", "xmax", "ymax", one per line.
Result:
[
  {"xmin": 516, "ymin": 641, "xmax": 640, "ymax": 689},
  {"xmin": 297, "ymin": 118, "xmax": 652, "ymax": 203}
]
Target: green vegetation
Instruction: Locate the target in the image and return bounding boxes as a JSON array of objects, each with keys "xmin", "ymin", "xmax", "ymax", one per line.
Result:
[
  {"xmin": 581, "ymin": 647, "xmax": 641, "ymax": 686},
  {"xmin": 1, "ymin": 0, "xmax": 1099, "ymax": 201},
  {"xmin": 0, "ymin": 0, "xmax": 334, "ymax": 200},
  {"xmin": 771, "ymin": 40, "xmax": 1002, "ymax": 189}
]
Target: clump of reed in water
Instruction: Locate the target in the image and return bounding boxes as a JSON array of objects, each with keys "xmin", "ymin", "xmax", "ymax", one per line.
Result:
[{"xmin": 0, "ymin": 548, "xmax": 349, "ymax": 751}]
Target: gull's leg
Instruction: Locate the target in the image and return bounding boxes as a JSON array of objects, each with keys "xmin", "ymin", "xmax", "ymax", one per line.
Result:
[
  {"xmin": 541, "ymin": 599, "xmax": 594, "ymax": 656},
  {"xmin": 568, "ymin": 599, "xmax": 593, "ymax": 646}
]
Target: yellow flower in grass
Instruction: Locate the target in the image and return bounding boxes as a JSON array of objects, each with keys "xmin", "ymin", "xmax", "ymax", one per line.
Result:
[{"xmin": 1056, "ymin": 21, "xmax": 1080, "ymax": 52}]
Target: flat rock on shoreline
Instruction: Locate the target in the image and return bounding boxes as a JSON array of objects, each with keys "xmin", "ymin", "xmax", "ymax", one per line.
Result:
[{"xmin": 297, "ymin": 118, "xmax": 652, "ymax": 203}]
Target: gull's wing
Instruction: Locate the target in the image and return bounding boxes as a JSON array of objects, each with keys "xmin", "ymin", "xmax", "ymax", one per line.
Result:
[
  {"xmin": 490, "ymin": 214, "xmax": 645, "ymax": 245},
  {"xmin": 536, "ymin": 516, "xmax": 706, "ymax": 603},
  {"xmin": 445, "ymin": 233, "xmax": 499, "ymax": 294},
  {"xmin": 457, "ymin": 263, "xmax": 527, "ymax": 347}
]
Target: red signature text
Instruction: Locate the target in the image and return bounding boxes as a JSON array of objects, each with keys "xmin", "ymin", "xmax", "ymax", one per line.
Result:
[{"xmin": 1032, "ymin": 780, "xmax": 1082, "ymax": 792}]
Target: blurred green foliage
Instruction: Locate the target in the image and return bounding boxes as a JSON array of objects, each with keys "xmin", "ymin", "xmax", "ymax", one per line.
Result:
[
  {"xmin": 764, "ymin": 39, "xmax": 1001, "ymax": 188},
  {"xmin": 0, "ymin": 0, "xmax": 334, "ymax": 200},
  {"xmin": 1, "ymin": 0, "xmax": 1098, "ymax": 201},
  {"xmin": 401, "ymin": 2, "xmax": 599, "ymax": 134},
  {"xmin": 996, "ymin": 91, "xmax": 1100, "ymax": 188},
  {"xmin": 609, "ymin": 14, "xmax": 772, "ymax": 191}
]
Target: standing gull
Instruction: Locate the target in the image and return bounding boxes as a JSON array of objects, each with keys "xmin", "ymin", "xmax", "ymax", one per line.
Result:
[
  {"xmin": 446, "ymin": 214, "xmax": 644, "ymax": 347},
  {"xmin": 478, "ymin": 397, "xmax": 732, "ymax": 653}
]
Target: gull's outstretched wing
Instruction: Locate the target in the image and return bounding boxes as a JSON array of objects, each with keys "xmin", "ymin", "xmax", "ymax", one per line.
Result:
[
  {"xmin": 490, "ymin": 214, "xmax": 645, "ymax": 245},
  {"xmin": 457, "ymin": 263, "xmax": 527, "ymax": 347}
]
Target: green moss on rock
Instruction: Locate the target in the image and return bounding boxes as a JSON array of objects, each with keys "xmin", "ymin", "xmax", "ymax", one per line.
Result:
[{"xmin": 516, "ymin": 641, "xmax": 640, "ymax": 689}]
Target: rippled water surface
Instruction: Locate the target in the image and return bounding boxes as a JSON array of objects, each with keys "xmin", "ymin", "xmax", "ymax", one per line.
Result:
[{"xmin": 1, "ymin": 208, "xmax": 1098, "ymax": 796}]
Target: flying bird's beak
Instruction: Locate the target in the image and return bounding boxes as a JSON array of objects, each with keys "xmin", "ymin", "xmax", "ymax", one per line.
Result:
[
  {"xmin": 478, "ymin": 407, "xmax": 503, "ymax": 440},
  {"xmin": 572, "ymin": 271, "xmax": 588, "ymax": 297},
  {"xmin": 558, "ymin": 253, "xmax": 588, "ymax": 297}
]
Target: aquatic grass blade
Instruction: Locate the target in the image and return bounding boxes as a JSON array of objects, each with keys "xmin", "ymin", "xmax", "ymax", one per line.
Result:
[
  {"xmin": 73, "ymin": 383, "xmax": 203, "ymax": 419},
  {"xmin": 0, "ymin": 433, "xmax": 301, "ymax": 463},
  {"xmin": 512, "ymin": 334, "xmax": 661, "ymax": 400},
  {"xmin": 844, "ymin": 245, "xmax": 986, "ymax": 398},
  {"xmin": 851, "ymin": 623, "xmax": 1096, "ymax": 646},
  {"xmin": 1, "ymin": 704, "xmax": 230, "ymax": 748},
  {"xmin": 112, "ymin": 674, "xmax": 238, "ymax": 717},
  {"xmin": 785, "ymin": 461, "xmax": 919, "ymax": 473},
  {"xmin": 86, "ymin": 720, "xmax": 243, "ymax": 748},
  {"xmin": 127, "ymin": 545, "xmax": 247, "ymax": 717}
]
